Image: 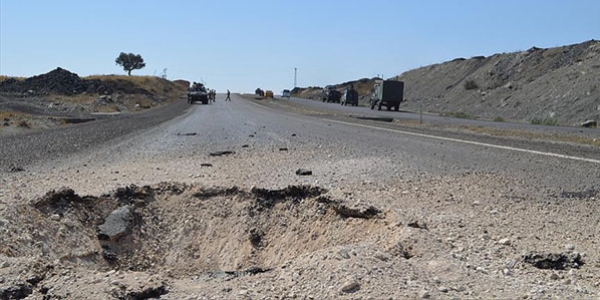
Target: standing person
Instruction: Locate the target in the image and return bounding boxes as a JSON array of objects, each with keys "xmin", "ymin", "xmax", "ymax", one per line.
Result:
[{"xmin": 226, "ymin": 90, "xmax": 231, "ymax": 101}]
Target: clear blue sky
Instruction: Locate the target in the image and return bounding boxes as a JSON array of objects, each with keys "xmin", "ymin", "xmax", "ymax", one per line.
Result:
[{"xmin": 1, "ymin": 0, "xmax": 599, "ymax": 93}]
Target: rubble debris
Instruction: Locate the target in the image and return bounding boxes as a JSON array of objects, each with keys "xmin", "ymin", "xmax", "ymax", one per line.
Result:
[
  {"xmin": 581, "ymin": 119, "xmax": 597, "ymax": 128},
  {"xmin": 332, "ymin": 204, "xmax": 381, "ymax": 219},
  {"xmin": 295, "ymin": 168, "xmax": 312, "ymax": 176},
  {"xmin": 7, "ymin": 165, "xmax": 24, "ymax": 173},
  {"xmin": 193, "ymin": 186, "xmax": 240, "ymax": 199},
  {"xmin": 522, "ymin": 252, "xmax": 584, "ymax": 270},
  {"xmin": 0, "ymin": 282, "xmax": 33, "ymax": 299},
  {"xmin": 61, "ymin": 117, "xmax": 95, "ymax": 124},
  {"xmin": 209, "ymin": 151, "xmax": 235, "ymax": 157}
]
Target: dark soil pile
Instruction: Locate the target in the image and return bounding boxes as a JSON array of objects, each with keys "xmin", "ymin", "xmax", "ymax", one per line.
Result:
[{"xmin": 0, "ymin": 67, "xmax": 113, "ymax": 95}]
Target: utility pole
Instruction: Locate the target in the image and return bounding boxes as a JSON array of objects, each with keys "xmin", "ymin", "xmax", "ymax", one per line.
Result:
[{"xmin": 294, "ymin": 68, "xmax": 297, "ymax": 88}]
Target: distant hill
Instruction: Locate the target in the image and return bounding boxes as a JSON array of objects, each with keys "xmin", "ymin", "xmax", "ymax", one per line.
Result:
[
  {"xmin": 293, "ymin": 40, "xmax": 600, "ymax": 126},
  {"xmin": 397, "ymin": 40, "xmax": 600, "ymax": 125}
]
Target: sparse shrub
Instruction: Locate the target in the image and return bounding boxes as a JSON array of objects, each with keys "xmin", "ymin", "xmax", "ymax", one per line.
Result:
[
  {"xmin": 531, "ymin": 118, "xmax": 558, "ymax": 126},
  {"xmin": 464, "ymin": 79, "xmax": 479, "ymax": 90},
  {"xmin": 18, "ymin": 120, "xmax": 29, "ymax": 128},
  {"xmin": 493, "ymin": 116, "xmax": 505, "ymax": 122}
]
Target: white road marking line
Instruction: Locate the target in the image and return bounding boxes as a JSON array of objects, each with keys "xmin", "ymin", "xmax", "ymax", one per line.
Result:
[
  {"xmin": 327, "ymin": 119, "xmax": 600, "ymax": 164},
  {"xmin": 243, "ymin": 97, "xmax": 600, "ymax": 164}
]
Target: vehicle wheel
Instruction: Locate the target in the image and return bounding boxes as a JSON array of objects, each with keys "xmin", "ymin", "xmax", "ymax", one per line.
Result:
[
  {"xmin": 322, "ymin": 99, "xmax": 326, "ymax": 102},
  {"xmin": 378, "ymin": 103, "xmax": 382, "ymax": 111},
  {"xmin": 395, "ymin": 104, "xmax": 399, "ymax": 111},
  {"xmin": 387, "ymin": 105, "xmax": 391, "ymax": 111},
  {"xmin": 344, "ymin": 102, "xmax": 347, "ymax": 106}
]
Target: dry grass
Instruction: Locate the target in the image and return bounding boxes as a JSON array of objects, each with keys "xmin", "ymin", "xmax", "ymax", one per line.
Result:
[
  {"xmin": 0, "ymin": 76, "xmax": 25, "ymax": 82},
  {"xmin": 44, "ymin": 75, "xmax": 186, "ymax": 107},
  {"xmin": 85, "ymin": 75, "xmax": 186, "ymax": 101}
]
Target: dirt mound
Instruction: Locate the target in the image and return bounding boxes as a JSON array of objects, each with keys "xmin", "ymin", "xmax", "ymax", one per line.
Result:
[
  {"xmin": 0, "ymin": 67, "xmax": 113, "ymax": 96},
  {"xmin": 397, "ymin": 39, "xmax": 600, "ymax": 125}
]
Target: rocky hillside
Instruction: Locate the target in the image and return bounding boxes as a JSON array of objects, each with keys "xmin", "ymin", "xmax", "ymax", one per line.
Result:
[{"xmin": 397, "ymin": 40, "xmax": 600, "ymax": 125}]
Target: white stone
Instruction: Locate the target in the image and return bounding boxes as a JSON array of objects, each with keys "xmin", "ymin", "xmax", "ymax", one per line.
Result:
[
  {"xmin": 498, "ymin": 238, "xmax": 511, "ymax": 246},
  {"xmin": 340, "ymin": 280, "xmax": 360, "ymax": 293},
  {"xmin": 565, "ymin": 244, "xmax": 575, "ymax": 251},
  {"xmin": 50, "ymin": 214, "xmax": 61, "ymax": 221}
]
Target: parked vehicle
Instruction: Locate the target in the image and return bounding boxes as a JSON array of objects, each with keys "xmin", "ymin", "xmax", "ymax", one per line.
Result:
[
  {"xmin": 322, "ymin": 86, "xmax": 342, "ymax": 103},
  {"xmin": 265, "ymin": 90, "xmax": 274, "ymax": 98},
  {"xmin": 255, "ymin": 88, "xmax": 264, "ymax": 97},
  {"xmin": 369, "ymin": 80, "xmax": 404, "ymax": 111},
  {"xmin": 341, "ymin": 88, "xmax": 359, "ymax": 106},
  {"xmin": 187, "ymin": 82, "xmax": 209, "ymax": 104},
  {"xmin": 282, "ymin": 89, "xmax": 291, "ymax": 99}
]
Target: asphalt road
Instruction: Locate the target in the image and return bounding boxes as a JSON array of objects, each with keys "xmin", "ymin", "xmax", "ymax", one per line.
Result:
[
  {"xmin": 1, "ymin": 93, "xmax": 598, "ymax": 197},
  {"xmin": 282, "ymin": 95, "xmax": 600, "ymax": 136}
]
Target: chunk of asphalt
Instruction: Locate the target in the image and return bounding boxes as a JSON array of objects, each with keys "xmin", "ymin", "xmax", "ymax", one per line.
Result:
[
  {"xmin": 209, "ymin": 151, "xmax": 235, "ymax": 157},
  {"xmin": 295, "ymin": 169, "xmax": 312, "ymax": 176}
]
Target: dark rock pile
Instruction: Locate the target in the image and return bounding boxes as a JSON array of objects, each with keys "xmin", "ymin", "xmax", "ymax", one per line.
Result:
[{"xmin": 0, "ymin": 67, "xmax": 113, "ymax": 95}]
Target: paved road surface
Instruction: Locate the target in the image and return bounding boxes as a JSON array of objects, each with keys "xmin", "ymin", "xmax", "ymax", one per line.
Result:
[{"xmin": 1, "ymin": 93, "xmax": 598, "ymax": 198}]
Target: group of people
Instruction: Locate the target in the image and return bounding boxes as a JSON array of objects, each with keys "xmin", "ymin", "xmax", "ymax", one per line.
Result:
[{"xmin": 210, "ymin": 89, "xmax": 231, "ymax": 101}]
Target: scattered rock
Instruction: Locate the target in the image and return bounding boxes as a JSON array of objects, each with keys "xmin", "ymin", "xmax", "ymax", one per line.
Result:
[
  {"xmin": 0, "ymin": 261, "xmax": 9, "ymax": 268},
  {"xmin": 338, "ymin": 248, "xmax": 350, "ymax": 259},
  {"xmin": 295, "ymin": 169, "xmax": 312, "ymax": 176},
  {"xmin": 242, "ymin": 144, "xmax": 249, "ymax": 148},
  {"xmin": 177, "ymin": 132, "xmax": 197, "ymax": 136},
  {"xmin": 97, "ymin": 206, "xmax": 134, "ymax": 241},
  {"xmin": 565, "ymin": 244, "xmax": 575, "ymax": 251},
  {"xmin": 420, "ymin": 290, "xmax": 431, "ymax": 299},
  {"xmin": 550, "ymin": 273, "xmax": 560, "ymax": 280},
  {"xmin": 407, "ymin": 220, "xmax": 428, "ymax": 230},
  {"xmin": 200, "ymin": 163, "xmax": 213, "ymax": 167},
  {"xmin": 438, "ymin": 286, "xmax": 449, "ymax": 293},
  {"xmin": 291, "ymin": 133, "xmax": 297, "ymax": 137},
  {"xmin": 279, "ymin": 147, "xmax": 288, "ymax": 151},
  {"xmin": 340, "ymin": 280, "xmax": 360, "ymax": 293},
  {"xmin": 499, "ymin": 238, "xmax": 511, "ymax": 246},
  {"xmin": 50, "ymin": 214, "xmax": 61, "ymax": 221}
]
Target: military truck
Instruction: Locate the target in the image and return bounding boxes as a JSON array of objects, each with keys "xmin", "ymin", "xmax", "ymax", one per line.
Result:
[
  {"xmin": 370, "ymin": 80, "xmax": 404, "ymax": 111},
  {"xmin": 322, "ymin": 86, "xmax": 342, "ymax": 103},
  {"xmin": 188, "ymin": 82, "xmax": 209, "ymax": 104},
  {"xmin": 341, "ymin": 88, "xmax": 359, "ymax": 106}
]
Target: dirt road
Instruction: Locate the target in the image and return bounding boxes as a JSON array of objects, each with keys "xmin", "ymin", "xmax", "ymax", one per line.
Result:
[{"xmin": 1, "ymin": 93, "xmax": 599, "ymax": 299}]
